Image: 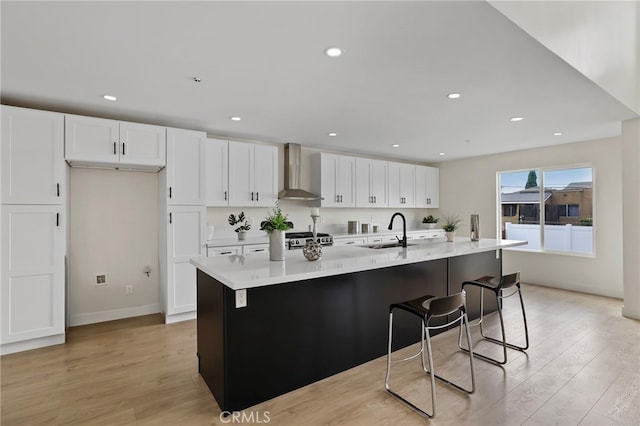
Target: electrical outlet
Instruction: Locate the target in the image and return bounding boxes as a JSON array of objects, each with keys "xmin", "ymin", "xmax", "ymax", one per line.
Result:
[
  {"xmin": 125, "ymin": 285, "xmax": 134, "ymax": 295},
  {"xmin": 96, "ymin": 274, "xmax": 107, "ymax": 286},
  {"xmin": 235, "ymin": 289, "xmax": 247, "ymax": 308}
]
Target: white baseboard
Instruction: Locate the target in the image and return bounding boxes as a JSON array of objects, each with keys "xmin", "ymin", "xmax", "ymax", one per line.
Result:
[
  {"xmin": 165, "ymin": 310, "xmax": 197, "ymax": 324},
  {"xmin": 1, "ymin": 334, "xmax": 65, "ymax": 355},
  {"xmin": 70, "ymin": 303, "xmax": 161, "ymax": 326}
]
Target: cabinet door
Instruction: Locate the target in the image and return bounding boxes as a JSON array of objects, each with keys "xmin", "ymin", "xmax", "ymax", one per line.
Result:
[
  {"xmin": 336, "ymin": 156, "xmax": 356, "ymax": 207},
  {"xmin": 370, "ymin": 159, "xmax": 388, "ymax": 207},
  {"xmin": 65, "ymin": 114, "xmax": 119, "ymax": 164},
  {"xmin": 425, "ymin": 166, "xmax": 439, "ymax": 208},
  {"xmin": 253, "ymin": 144, "xmax": 278, "ymax": 206},
  {"xmin": 1, "ymin": 106, "xmax": 65, "ymax": 204},
  {"xmin": 355, "ymin": 158, "xmax": 372, "ymax": 208},
  {"xmin": 1, "ymin": 205, "xmax": 65, "ymax": 344},
  {"xmin": 387, "ymin": 162, "xmax": 402, "ymax": 208},
  {"xmin": 320, "ymin": 154, "xmax": 339, "ymax": 207},
  {"xmin": 119, "ymin": 121, "xmax": 166, "ymax": 168},
  {"xmin": 166, "ymin": 206, "xmax": 205, "ymax": 315},
  {"xmin": 228, "ymin": 141, "xmax": 254, "ymax": 206},
  {"xmin": 205, "ymin": 138, "xmax": 229, "ymax": 206},
  {"xmin": 415, "ymin": 165, "xmax": 428, "ymax": 208},
  {"xmin": 166, "ymin": 128, "xmax": 206, "ymax": 205},
  {"xmin": 399, "ymin": 164, "xmax": 415, "ymax": 207}
]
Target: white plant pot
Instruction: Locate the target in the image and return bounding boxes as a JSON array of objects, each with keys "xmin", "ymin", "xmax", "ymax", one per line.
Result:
[
  {"xmin": 445, "ymin": 231, "xmax": 456, "ymax": 242},
  {"xmin": 237, "ymin": 231, "xmax": 247, "ymax": 241},
  {"xmin": 269, "ymin": 230, "xmax": 285, "ymax": 261}
]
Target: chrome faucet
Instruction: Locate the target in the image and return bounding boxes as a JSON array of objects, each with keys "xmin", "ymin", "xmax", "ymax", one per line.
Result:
[{"xmin": 388, "ymin": 212, "xmax": 407, "ymax": 248}]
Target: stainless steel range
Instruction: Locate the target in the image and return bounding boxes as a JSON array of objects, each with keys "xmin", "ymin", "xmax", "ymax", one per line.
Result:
[{"xmin": 286, "ymin": 232, "xmax": 333, "ymax": 250}]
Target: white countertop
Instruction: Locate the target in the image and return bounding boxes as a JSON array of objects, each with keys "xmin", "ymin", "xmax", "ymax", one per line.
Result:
[{"xmin": 191, "ymin": 238, "xmax": 526, "ymax": 290}]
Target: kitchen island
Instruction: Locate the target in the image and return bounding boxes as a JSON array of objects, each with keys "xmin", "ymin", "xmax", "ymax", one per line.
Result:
[{"xmin": 190, "ymin": 238, "xmax": 525, "ymax": 412}]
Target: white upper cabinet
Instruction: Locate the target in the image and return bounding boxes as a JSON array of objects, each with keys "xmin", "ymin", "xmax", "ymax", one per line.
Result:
[
  {"xmin": 205, "ymin": 138, "xmax": 229, "ymax": 206},
  {"xmin": 65, "ymin": 114, "xmax": 166, "ymax": 170},
  {"xmin": 311, "ymin": 153, "xmax": 356, "ymax": 207},
  {"xmin": 355, "ymin": 158, "xmax": 388, "ymax": 208},
  {"xmin": 415, "ymin": 165, "xmax": 440, "ymax": 208},
  {"xmin": 388, "ymin": 162, "xmax": 415, "ymax": 208},
  {"xmin": 1, "ymin": 106, "xmax": 65, "ymax": 205},
  {"xmin": 166, "ymin": 128, "xmax": 206, "ymax": 206},
  {"xmin": 228, "ymin": 141, "xmax": 277, "ymax": 207}
]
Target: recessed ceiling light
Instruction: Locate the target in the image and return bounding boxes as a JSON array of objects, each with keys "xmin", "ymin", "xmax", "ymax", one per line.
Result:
[
  {"xmin": 103, "ymin": 95, "xmax": 117, "ymax": 101},
  {"xmin": 324, "ymin": 47, "xmax": 343, "ymax": 57},
  {"xmin": 193, "ymin": 77, "xmax": 202, "ymax": 83},
  {"xmin": 510, "ymin": 117, "xmax": 524, "ymax": 122},
  {"xmin": 553, "ymin": 132, "xmax": 563, "ymax": 136},
  {"xmin": 392, "ymin": 144, "xmax": 399, "ymax": 148},
  {"xmin": 230, "ymin": 116, "xmax": 241, "ymax": 121},
  {"xmin": 439, "ymin": 152, "xmax": 445, "ymax": 156},
  {"xmin": 328, "ymin": 132, "xmax": 337, "ymax": 137},
  {"xmin": 465, "ymin": 139, "xmax": 471, "ymax": 143},
  {"xmin": 447, "ymin": 93, "xmax": 461, "ymax": 99}
]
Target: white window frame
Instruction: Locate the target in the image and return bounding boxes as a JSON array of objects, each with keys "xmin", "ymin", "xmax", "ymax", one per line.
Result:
[{"xmin": 497, "ymin": 163, "xmax": 595, "ymax": 258}]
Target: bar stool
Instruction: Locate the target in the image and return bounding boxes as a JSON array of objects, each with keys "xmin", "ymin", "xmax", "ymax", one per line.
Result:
[
  {"xmin": 458, "ymin": 272, "xmax": 529, "ymax": 365},
  {"xmin": 384, "ymin": 291, "xmax": 476, "ymax": 418}
]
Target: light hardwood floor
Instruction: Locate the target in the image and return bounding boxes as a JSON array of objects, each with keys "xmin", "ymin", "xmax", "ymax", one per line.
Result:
[{"xmin": 1, "ymin": 284, "xmax": 639, "ymax": 425}]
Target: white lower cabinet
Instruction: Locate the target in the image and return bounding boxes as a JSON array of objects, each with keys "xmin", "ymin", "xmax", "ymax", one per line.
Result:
[
  {"xmin": 164, "ymin": 205, "xmax": 206, "ymax": 322},
  {"xmin": 243, "ymin": 244, "xmax": 269, "ymax": 254},
  {"xmin": 1, "ymin": 205, "xmax": 65, "ymax": 353}
]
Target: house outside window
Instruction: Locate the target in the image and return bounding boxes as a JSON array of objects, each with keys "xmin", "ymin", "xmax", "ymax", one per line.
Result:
[{"xmin": 498, "ymin": 166, "xmax": 593, "ymax": 255}]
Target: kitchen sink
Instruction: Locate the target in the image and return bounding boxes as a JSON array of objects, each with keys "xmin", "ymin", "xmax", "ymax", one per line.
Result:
[{"xmin": 366, "ymin": 242, "xmax": 416, "ymax": 250}]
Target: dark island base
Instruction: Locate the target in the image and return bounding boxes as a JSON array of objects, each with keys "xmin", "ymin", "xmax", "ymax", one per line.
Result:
[{"xmin": 197, "ymin": 250, "xmax": 501, "ymax": 412}]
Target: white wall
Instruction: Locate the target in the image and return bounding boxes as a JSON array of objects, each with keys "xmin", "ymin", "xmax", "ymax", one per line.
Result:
[
  {"xmin": 621, "ymin": 118, "xmax": 640, "ymax": 318},
  {"xmin": 436, "ymin": 135, "xmax": 624, "ymax": 298},
  {"xmin": 69, "ymin": 168, "xmax": 160, "ymax": 325},
  {"xmin": 489, "ymin": 0, "xmax": 640, "ymax": 114}
]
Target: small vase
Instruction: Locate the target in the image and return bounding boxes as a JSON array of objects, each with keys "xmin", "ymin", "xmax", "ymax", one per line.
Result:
[
  {"xmin": 269, "ymin": 230, "xmax": 285, "ymax": 261},
  {"xmin": 237, "ymin": 231, "xmax": 247, "ymax": 241},
  {"xmin": 446, "ymin": 231, "xmax": 456, "ymax": 242}
]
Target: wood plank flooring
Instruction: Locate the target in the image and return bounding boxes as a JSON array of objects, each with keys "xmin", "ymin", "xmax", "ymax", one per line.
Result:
[{"xmin": 1, "ymin": 284, "xmax": 639, "ymax": 425}]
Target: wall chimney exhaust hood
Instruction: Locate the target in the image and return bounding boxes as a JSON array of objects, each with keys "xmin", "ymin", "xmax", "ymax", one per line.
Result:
[{"xmin": 278, "ymin": 143, "xmax": 322, "ymax": 201}]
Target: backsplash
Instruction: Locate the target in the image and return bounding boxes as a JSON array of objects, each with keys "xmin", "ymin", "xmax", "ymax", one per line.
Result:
[{"xmin": 206, "ymin": 199, "xmax": 434, "ymax": 239}]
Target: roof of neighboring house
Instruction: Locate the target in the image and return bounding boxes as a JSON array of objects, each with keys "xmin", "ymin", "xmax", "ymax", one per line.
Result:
[
  {"xmin": 501, "ymin": 188, "xmax": 552, "ymax": 204},
  {"xmin": 564, "ymin": 181, "xmax": 592, "ymax": 190}
]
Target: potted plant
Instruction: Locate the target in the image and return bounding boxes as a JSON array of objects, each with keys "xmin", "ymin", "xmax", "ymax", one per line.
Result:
[
  {"xmin": 263, "ymin": 204, "xmax": 291, "ymax": 261},
  {"xmin": 422, "ymin": 215, "xmax": 439, "ymax": 229},
  {"xmin": 442, "ymin": 215, "xmax": 461, "ymax": 242},
  {"xmin": 228, "ymin": 212, "xmax": 251, "ymax": 240}
]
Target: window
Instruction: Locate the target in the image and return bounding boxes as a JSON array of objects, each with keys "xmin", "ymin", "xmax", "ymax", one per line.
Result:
[
  {"xmin": 498, "ymin": 166, "xmax": 593, "ymax": 255},
  {"xmin": 502, "ymin": 204, "xmax": 516, "ymax": 217}
]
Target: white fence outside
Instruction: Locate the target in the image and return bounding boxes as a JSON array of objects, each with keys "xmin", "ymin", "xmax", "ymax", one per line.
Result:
[{"xmin": 504, "ymin": 222, "xmax": 593, "ymax": 253}]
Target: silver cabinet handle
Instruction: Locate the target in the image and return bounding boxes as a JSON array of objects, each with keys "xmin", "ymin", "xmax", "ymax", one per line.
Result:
[
  {"xmin": 224, "ymin": 190, "xmax": 227, "ymax": 201},
  {"xmin": 346, "ymin": 241, "xmax": 355, "ymax": 245},
  {"xmin": 169, "ymin": 212, "xmax": 172, "ymax": 224},
  {"xmin": 256, "ymin": 192, "xmax": 259, "ymax": 201},
  {"xmin": 122, "ymin": 142, "xmax": 125, "ymax": 156},
  {"xmin": 220, "ymin": 251, "xmax": 232, "ymax": 255},
  {"xmin": 113, "ymin": 142, "xmax": 117, "ymax": 155},
  {"xmin": 251, "ymin": 192, "xmax": 254, "ymax": 201}
]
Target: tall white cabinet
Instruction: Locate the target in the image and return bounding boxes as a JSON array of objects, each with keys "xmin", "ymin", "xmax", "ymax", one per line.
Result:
[
  {"xmin": 1, "ymin": 105, "xmax": 67, "ymax": 354},
  {"xmin": 205, "ymin": 138, "xmax": 229, "ymax": 206},
  {"xmin": 159, "ymin": 128, "xmax": 206, "ymax": 323}
]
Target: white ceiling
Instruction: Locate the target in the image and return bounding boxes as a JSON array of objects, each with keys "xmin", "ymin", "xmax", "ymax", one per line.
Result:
[{"xmin": 1, "ymin": 1, "xmax": 636, "ymax": 163}]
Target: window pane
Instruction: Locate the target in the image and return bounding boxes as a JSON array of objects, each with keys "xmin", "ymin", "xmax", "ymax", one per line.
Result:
[
  {"xmin": 499, "ymin": 170, "xmax": 540, "ymax": 250},
  {"xmin": 542, "ymin": 167, "xmax": 593, "ymax": 253}
]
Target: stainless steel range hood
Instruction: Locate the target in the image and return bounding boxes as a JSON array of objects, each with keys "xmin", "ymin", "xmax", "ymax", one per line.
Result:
[{"xmin": 278, "ymin": 143, "xmax": 322, "ymax": 201}]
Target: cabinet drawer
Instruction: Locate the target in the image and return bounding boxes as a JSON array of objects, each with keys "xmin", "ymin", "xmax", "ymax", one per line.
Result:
[
  {"xmin": 333, "ymin": 237, "xmax": 366, "ymax": 246},
  {"xmin": 243, "ymin": 244, "xmax": 269, "ymax": 254},
  {"xmin": 207, "ymin": 245, "xmax": 241, "ymax": 257}
]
